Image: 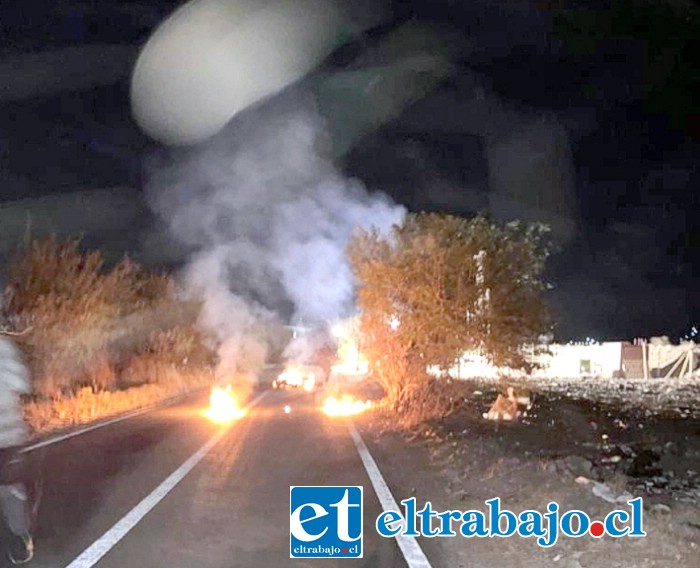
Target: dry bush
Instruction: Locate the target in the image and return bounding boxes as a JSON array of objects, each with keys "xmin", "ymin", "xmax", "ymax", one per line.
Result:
[
  {"xmin": 5, "ymin": 237, "xmax": 139, "ymax": 318},
  {"xmin": 2, "ymin": 237, "xmax": 211, "ymax": 398},
  {"xmin": 108, "ymin": 298, "xmax": 202, "ymax": 361},
  {"xmin": 121, "ymin": 355, "xmax": 182, "ymax": 389},
  {"xmin": 122, "ymin": 326, "xmax": 214, "ymax": 387},
  {"xmin": 24, "ymin": 368, "xmax": 213, "ymax": 435},
  {"xmin": 81, "ymin": 354, "xmax": 118, "ymax": 393},
  {"xmin": 3, "ymin": 239, "xmax": 126, "ymax": 391},
  {"xmin": 378, "ymin": 376, "xmax": 465, "ymax": 428},
  {"xmin": 147, "ymin": 326, "xmax": 204, "ymax": 366}
]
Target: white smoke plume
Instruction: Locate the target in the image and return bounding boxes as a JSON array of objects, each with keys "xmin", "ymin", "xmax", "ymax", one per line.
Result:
[
  {"xmin": 147, "ymin": 96, "xmax": 405, "ymax": 376},
  {"xmin": 183, "ymin": 247, "xmax": 273, "ymax": 380}
]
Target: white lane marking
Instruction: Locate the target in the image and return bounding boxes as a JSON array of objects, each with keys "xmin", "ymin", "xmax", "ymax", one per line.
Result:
[
  {"xmin": 21, "ymin": 391, "xmax": 202, "ymax": 454},
  {"xmin": 63, "ymin": 391, "xmax": 267, "ymax": 568},
  {"xmin": 348, "ymin": 423, "xmax": 433, "ymax": 568}
]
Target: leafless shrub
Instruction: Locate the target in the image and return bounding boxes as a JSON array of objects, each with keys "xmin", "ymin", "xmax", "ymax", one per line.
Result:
[{"xmin": 1, "ymin": 237, "xmax": 213, "ymax": 397}]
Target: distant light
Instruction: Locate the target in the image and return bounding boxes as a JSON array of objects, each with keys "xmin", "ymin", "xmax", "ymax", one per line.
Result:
[{"xmin": 284, "ymin": 405, "xmax": 291, "ymax": 414}]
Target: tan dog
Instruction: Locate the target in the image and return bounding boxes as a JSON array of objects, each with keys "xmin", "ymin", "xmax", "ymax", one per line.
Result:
[{"xmin": 483, "ymin": 387, "xmax": 532, "ymax": 421}]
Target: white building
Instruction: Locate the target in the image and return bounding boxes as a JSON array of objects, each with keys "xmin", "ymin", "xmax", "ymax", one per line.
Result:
[{"xmin": 436, "ymin": 340, "xmax": 698, "ymax": 380}]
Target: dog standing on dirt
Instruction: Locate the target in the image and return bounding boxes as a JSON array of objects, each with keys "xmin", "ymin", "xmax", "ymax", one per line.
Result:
[{"xmin": 483, "ymin": 386, "xmax": 533, "ymax": 421}]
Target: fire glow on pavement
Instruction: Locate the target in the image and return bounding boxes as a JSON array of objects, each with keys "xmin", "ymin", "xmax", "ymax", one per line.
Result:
[{"xmin": 321, "ymin": 395, "xmax": 372, "ymax": 417}]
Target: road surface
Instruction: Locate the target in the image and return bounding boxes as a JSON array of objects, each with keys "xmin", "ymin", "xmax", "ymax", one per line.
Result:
[{"xmin": 22, "ymin": 389, "xmax": 411, "ymax": 567}]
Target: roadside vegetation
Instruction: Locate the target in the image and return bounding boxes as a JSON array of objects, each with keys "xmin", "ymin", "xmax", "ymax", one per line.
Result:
[
  {"xmin": 348, "ymin": 213, "xmax": 552, "ymax": 426},
  {"xmin": 1, "ymin": 237, "xmax": 216, "ymax": 434}
]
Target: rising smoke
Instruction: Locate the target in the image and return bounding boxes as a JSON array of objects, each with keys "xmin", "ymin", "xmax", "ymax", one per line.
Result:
[{"xmin": 147, "ymin": 96, "xmax": 405, "ymax": 377}]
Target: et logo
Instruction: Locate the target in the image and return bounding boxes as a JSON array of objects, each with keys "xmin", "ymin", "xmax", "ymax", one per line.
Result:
[{"xmin": 290, "ymin": 486, "xmax": 363, "ymax": 558}]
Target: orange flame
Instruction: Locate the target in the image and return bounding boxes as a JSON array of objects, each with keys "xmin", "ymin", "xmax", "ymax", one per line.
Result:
[
  {"xmin": 321, "ymin": 395, "xmax": 372, "ymax": 417},
  {"xmin": 330, "ymin": 320, "xmax": 368, "ymax": 377},
  {"xmin": 276, "ymin": 367, "xmax": 316, "ymax": 390},
  {"xmin": 204, "ymin": 386, "xmax": 245, "ymax": 423}
]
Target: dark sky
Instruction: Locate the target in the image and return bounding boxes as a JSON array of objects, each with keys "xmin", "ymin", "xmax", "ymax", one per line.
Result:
[{"xmin": 0, "ymin": 0, "xmax": 697, "ymax": 341}]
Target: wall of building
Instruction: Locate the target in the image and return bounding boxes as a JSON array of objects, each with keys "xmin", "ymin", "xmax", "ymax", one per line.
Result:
[
  {"xmin": 439, "ymin": 341, "xmax": 698, "ymax": 380},
  {"xmin": 531, "ymin": 343, "xmax": 623, "ymax": 379}
]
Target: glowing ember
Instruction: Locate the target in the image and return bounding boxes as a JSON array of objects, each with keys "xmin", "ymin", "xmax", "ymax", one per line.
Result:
[
  {"xmin": 205, "ymin": 386, "xmax": 245, "ymax": 423},
  {"xmin": 277, "ymin": 367, "xmax": 303, "ymax": 387},
  {"xmin": 275, "ymin": 367, "xmax": 317, "ymax": 391},
  {"xmin": 321, "ymin": 395, "xmax": 372, "ymax": 417}
]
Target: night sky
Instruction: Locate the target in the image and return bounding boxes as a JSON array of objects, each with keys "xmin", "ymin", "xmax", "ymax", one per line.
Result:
[{"xmin": 0, "ymin": 0, "xmax": 697, "ymax": 341}]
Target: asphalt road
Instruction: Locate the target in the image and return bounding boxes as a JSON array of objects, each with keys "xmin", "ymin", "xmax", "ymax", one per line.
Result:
[{"xmin": 22, "ymin": 389, "xmax": 408, "ymax": 568}]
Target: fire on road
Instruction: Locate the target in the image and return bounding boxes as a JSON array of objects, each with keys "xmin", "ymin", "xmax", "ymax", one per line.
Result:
[
  {"xmin": 321, "ymin": 395, "xmax": 373, "ymax": 417},
  {"xmin": 203, "ymin": 386, "xmax": 246, "ymax": 424}
]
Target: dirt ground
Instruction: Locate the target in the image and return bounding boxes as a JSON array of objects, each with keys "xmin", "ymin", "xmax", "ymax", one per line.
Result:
[{"xmin": 359, "ymin": 379, "xmax": 700, "ymax": 568}]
